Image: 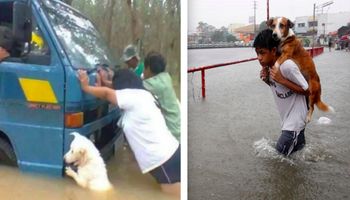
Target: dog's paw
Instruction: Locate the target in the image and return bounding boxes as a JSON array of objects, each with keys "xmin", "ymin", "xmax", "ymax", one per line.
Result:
[
  {"xmin": 305, "ymin": 115, "xmax": 312, "ymax": 123},
  {"xmin": 65, "ymin": 166, "xmax": 76, "ymax": 177}
]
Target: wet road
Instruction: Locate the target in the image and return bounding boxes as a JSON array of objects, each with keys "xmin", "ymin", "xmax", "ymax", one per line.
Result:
[
  {"xmin": 0, "ymin": 147, "xmax": 177, "ymax": 200},
  {"xmin": 188, "ymin": 48, "xmax": 350, "ymax": 199}
]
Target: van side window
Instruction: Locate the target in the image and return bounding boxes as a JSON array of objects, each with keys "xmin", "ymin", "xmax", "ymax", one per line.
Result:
[
  {"xmin": 0, "ymin": 2, "xmax": 51, "ymax": 66},
  {"xmin": 22, "ymin": 17, "xmax": 51, "ymax": 66}
]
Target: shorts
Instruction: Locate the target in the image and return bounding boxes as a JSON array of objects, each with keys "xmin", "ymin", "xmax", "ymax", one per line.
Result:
[
  {"xmin": 149, "ymin": 146, "xmax": 180, "ymax": 184},
  {"xmin": 276, "ymin": 129, "xmax": 305, "ymax": 156}
]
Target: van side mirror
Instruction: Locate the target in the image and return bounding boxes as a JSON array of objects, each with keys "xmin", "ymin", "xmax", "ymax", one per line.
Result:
[{"xmin": 13, "ymin": 1, "xmax": 32, "ymax": 54}]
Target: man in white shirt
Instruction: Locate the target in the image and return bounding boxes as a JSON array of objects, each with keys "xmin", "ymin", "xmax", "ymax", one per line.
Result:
[
  {"xmin": 253, "ymin": 29, "xmax": 309, "ymax": 156},
  {"xmin": 78, "ymin": 68, "xmax": 180, "ymax": 197}
]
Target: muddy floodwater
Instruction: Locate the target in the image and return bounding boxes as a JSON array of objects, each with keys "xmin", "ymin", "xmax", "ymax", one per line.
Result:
[
  {"xmin": 188, "ymin": 48, "xmax": 350, "ymax": 200},
  {"xmin": 0, "ymin": 147, "xmax": 177, "ymax": 200}
]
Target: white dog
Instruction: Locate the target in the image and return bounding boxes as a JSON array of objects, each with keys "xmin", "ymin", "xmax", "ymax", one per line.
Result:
[{"xmin": 64, "ymin": 132, "xmax": 112, "ymax": 191}]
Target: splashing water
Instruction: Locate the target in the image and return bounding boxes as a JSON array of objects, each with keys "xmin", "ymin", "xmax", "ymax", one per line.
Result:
[
  {"xmin": 253, "ymin": 137, "xmax": 294, "ymax": 164},
  {"xmin": 253, "ymin": 137, "xmax": 329, "ymax": 164},
  {"xmin": 317, "ymin": 116, "xmax": 332, "ymax": 125}
]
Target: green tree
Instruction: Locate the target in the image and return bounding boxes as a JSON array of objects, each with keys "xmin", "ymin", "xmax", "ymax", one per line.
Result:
[
  {"xmin": 211, "ymin": 30, "xmax": 225, "ymax": 42},
  {"xmin": 226, "ymin": 34, "xmax": 237, "ymax": 42},
  {"xmin": 259, "ymin": 21, "xmax": 268, "ymax": 32},
  {"xmin": 71, "ymin": 0, "xmax": 181, "ymax": 97}
]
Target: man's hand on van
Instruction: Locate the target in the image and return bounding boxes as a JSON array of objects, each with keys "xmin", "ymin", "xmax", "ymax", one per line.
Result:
[
  {"xmin": 77, "ymin": 69, "xmax": 117, "ymax": 105},
  {"xmin": 97, "ymin": 67, "xmax": 113, "ymax": 88},
  {"xmin": 95, "ymin": 72, "xmax": 102, "ymax": 87},
  {"xmin": 77, "ymin": 70, "xmax": 89, "ymax": 90}
]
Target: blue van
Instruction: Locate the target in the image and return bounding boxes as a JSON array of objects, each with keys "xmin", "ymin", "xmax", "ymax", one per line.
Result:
[{"xmin": 0, "ymin": 0, "xmax": 123, "ymax": 176}]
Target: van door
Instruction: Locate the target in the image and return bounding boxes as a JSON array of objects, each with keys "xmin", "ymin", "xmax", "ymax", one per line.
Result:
[{"xmin": 0, "ymin": 4, "xmax": 65, "ymax": 176}]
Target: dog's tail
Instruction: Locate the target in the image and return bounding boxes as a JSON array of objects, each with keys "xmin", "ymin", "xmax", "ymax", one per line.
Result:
[{"xmin": 316, "ymin": 100, "xmax": 334, "ymax": 113}]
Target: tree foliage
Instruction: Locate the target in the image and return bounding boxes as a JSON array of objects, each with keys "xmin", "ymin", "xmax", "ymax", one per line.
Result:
[
  {"xmin": 226, "ymin": 34, "xmax": 237, "ymax": 42},
  {"xmin": 70, "ymin": 0, "xmax": 180, "ymax": 94},
  {"xmin": 259, "ymin": 21, "xmax": 268, "ymax": 32},
  {"xmin": 211, "ymin": 30, "xmax": 225, "ymax": 42}
]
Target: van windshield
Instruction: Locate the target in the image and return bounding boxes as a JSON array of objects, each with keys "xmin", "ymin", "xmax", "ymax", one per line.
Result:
[{"xmin": 41, "ymin": 0, "xmax": 117, "ymax": 69}]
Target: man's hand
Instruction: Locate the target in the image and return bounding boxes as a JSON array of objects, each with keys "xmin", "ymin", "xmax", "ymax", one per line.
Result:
[
  {"xmin": 97, "ymin": 67, "xmax": 113, "ymax": 88},
  {"xmin": 77, "ymin": 70, "xmax": 89, "ymax": 90},
  {"xmin": 270, "ymin": 65, "xmax": 285, "ymax": 83},
  {"xmin": 260, "ymin": 66, "xmax": 269, "ymax": 83}
]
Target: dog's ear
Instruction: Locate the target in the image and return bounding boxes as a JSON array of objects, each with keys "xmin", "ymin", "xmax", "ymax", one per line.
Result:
[
  {"xmin": 266, "ymin": 18, "xmax": 274, "ymax": 27},
  {"xmin": 287, "ymin": 19, "xmax": 294, "ymax": 28}
]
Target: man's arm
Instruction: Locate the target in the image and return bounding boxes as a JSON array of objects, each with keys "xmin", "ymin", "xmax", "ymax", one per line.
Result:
[
  {"xmin": 78, "ymin": 70, "xmax": 117, "ymax": 105},
  {"xmin": 260, "ymin": 66, "xmax": 270, "ymax": 85},
  {"xmin": 270, "ymin": 65, "xmax": 309, "ymax": 96}
]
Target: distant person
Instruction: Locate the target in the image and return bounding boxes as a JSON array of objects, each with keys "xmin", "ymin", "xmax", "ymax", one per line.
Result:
[
  {"xmin": 0, "ymin": 26, "xmax": 13, "ymax": 62},
  {"xmin": 77, "ymin": 68, "xmax": 180, "ymax": 197},
  {"xmin": 254, "ymin": 29, "xmax": 309, "ymax": 156},
  {"xmin": 121, "ymin": 44, "xmax": 144, "ymax": 78},
  {"xmin": 143, "ymin": 51, "xmax": 181, "ymax": 141},
  {"xmin": 328, "ymin": 38, "xmax": 332, "ymax": 52}
]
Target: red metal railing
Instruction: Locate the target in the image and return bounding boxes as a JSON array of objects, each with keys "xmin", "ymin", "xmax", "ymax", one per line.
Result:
[
  {"xmin": 188, "ymin": 47, "xmax": 324, "ymax": 98},
  {"xmin": 308, "ymin": 46, "xmax": 324, "ymax": 57},
  {"xmin": 188, "ymin": 58, "xmax": 258, "ymax": 98}
]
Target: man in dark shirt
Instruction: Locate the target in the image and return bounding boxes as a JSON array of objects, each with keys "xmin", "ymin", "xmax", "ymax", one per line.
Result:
[{"xmin": 0, "ymin": 26, "xmax": 13, "ymax": 62}]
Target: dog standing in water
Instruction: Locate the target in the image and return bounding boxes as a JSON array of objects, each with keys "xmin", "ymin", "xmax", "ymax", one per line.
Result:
[
  {"xmin": 64, "ymin": 132, "xmax": 112, "ymax": 191},
  {"xmin": 267, "ymin": 17, "xmax": 333, "ymax": 122}
]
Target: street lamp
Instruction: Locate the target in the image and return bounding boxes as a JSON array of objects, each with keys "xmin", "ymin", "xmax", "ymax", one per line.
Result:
[
  {"xmin": 322, "ymin": 23, "xmax": 326, "ymax": 36},
  {"xmin": 318, "ymin": 1, "xmax": 334, "ymax": 14},
  {"xmin": 312, "ymin": 1, "xmax": 333, "ymax": 48}
]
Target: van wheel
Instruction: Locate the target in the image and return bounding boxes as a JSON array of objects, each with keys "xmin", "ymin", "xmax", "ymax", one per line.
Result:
[{"xmin": 0, "ymin": 138, "xmax": 17, "ymax": 167}]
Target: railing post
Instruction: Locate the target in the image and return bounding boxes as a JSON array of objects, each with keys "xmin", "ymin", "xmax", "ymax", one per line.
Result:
[{"xmin": 201, "ymin": 69, "xmax": 206, "ymax": 98}]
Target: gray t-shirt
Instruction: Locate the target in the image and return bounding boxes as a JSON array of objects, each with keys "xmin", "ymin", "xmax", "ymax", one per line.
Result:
[{"xmin": 269, "ymin": 59, "xmax": 309, "ymax": 131}]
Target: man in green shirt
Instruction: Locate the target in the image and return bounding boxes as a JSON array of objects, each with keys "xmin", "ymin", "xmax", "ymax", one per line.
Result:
[
  {"xmin": 143, "ymin": 51, "xmax": 180, "ymax": 141},
  {"xmin": 121, "ymin": 44, "xmax": 144, "ymax": 78}
]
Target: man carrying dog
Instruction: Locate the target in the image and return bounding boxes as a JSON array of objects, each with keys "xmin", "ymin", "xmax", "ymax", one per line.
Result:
[
  {"xmin": 0, "ymin": 26, "xmax": 13, "ymax": 62},
  {"xmin": 253, "ymin": 29, "xmax": 309, "ymax": 156}
]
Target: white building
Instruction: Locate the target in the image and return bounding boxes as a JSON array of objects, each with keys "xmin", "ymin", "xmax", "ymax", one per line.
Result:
[
  {"xmin": 317, "ymin": 12, "xmax": 350, "ymax": 36},
  {"xmin": 294, "ymin": 16, "xmax": 313, "ymax": 35},
  {"xmin": 294, "ymin": 12, "xmax": 350, "ymax": 37}
]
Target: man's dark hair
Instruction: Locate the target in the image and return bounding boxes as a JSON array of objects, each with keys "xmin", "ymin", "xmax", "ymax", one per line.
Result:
[
  {"xmin": 253, "ymin": 29, "xmax": 280, "ymax": 50},
  {"xmin": 0, "ymin": 26, "xmax": 14, "ymax": 52},
  {"xmin": 112, "ymin": 68, "xmax": 145, "ymax": 90},
  {"xmin": 144, "ymin": 51, "xmax": 166, "ymax": 75}
]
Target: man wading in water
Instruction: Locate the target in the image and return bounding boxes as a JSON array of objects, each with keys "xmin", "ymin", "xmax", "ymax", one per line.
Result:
[{"xmin": 253, "ymin": 29, "xmax": 309, "ymax": 156}]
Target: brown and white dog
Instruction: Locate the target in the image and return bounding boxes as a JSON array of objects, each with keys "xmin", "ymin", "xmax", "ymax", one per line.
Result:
[{"xmin": 267, "ymin": 17, "xmax": 333, "ymax": 122}]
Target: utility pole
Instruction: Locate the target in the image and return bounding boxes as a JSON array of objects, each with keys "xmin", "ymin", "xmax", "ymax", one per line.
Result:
[
  {"xmin": 313, "ymin": 3, "xmax": 316, "ymax": 49},
  {"xmin": 253, "ymin": 0, "xmax": 257, "ymax": 36},
  {"xmin": 312, "ymin": 1, "xmax": 333, "ymax": 49},
  {"xmin": 267, "ymin": 0, "xmax": 269, "ymax": 21}
]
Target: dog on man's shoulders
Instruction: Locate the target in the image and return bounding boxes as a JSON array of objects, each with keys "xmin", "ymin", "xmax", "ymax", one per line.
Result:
[{"xmin": 267, "ymin": 17, "xmax": 334, "ymax": 122}]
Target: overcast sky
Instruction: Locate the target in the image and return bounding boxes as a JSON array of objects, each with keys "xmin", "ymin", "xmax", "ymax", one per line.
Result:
[{"xmin": 188, "ymin": 0, "xmax": 350, "ymax": 33}]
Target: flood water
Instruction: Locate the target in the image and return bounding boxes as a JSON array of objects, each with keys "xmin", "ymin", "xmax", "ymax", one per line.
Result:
[
  {"xmin": 188, "ymin": 48, "xmax": 350, "ymax": 199},
  {"xmin": 0, "ymin": 147, "xmax": 177, "ymax": 200}
]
